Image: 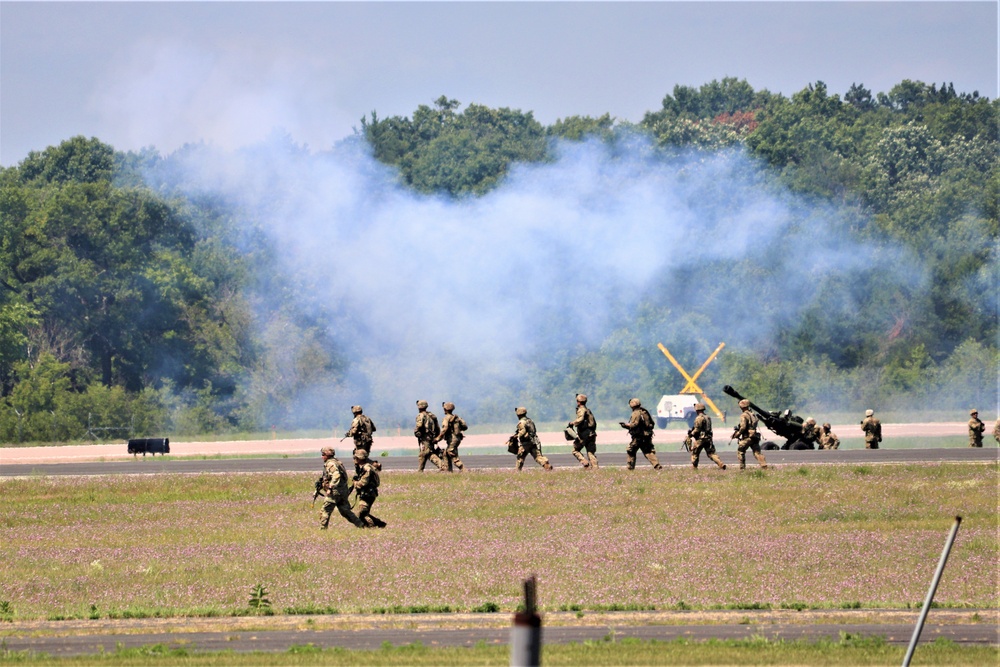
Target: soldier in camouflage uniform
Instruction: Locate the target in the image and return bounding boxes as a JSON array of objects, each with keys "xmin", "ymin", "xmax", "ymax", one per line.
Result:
[
  {"xmin": 414, "ymin": 399, "xmax": 446, "ymax": 472},
  {"xmin": 818, "ymin": 422, "xmax": 840, "ymax": 450},
  {"xmin": 619, "ymin": 398, "xmax": 662, "ymax": 470},
  {"xmin": 801, "ymin": 418, "xmax": 820, "ymax": 449},
  {"xmin": 317, "ymin": 447, "xmax": 364, "ymax": 529},
  {"xmin": 513, "ymin": 407, "xmax": 553, "ymax": 471},
  {"xmin": 567, "ymin": 394, "xmax": 599, "ymax": 469},
  {"xmin": 352, "ymin": 449, "xmax": 386, "ymax": 528},
  {"xmin": 860, "ymin": 409, "xmax": 882, "ymax": 449},
  {"xmin": 345, "ymin": 405, "xmax": 376, "ymax": 455},
  {"xmin": 733, "ymin": 400, "xmax": 766, "ymax": 469},
  {"xmin": 968, "ymin": 409, "xmax": 986, "ymax": 448},
  {"xmin": 690, "ymin": 402, "xmax": 727, "ymax": 470},
  {"xmin": 994, "ymin": 418, "xmax": 1000, "ymax": 446},
  {"xmin": 434, "ymin": 401, "xmax": 468, "ymax": 472}
]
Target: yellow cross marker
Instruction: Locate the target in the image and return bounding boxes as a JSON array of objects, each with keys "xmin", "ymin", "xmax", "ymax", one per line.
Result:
[{"xmin": 657, "ymin": 342, "xmax": 727, "ymax": 422}]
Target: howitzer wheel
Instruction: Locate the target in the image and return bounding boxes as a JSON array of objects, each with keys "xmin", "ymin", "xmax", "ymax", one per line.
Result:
[{"xmin": 761, "ymin": 441, "xmax": 780, "ymax": 450}]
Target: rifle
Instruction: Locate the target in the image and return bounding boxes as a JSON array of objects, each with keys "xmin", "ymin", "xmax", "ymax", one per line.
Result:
[{"xmin": 311, "ymin": 476, "xmax": 325, "ymax": 507}]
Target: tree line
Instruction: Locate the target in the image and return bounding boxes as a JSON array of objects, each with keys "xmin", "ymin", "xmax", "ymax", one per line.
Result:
[{"xmin": 1, "ymin": 79, "xmax": 997, "ymax": 442}]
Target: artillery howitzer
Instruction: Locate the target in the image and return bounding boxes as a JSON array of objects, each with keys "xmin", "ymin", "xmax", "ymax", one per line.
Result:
[{"xmin": 722, "ymin": 386, "xmax": 815, "ymax": 450}]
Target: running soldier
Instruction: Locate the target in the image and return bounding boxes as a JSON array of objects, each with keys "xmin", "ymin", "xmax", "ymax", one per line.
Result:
[
  {"xmin": 860, "ymin": 409, "xmax": 882, "ymax": 449},
  {"xmin": 732, "ymin": 400, "xmax": 766, "ymax": 469},
  {"xmin": 352, "ymin": 449, "xmax": 386, "ymax": 528},
  {"xmin": 317, "ymin": 447, "xmax": 364, "ymax": 529},
  {"xmin": 414, "ymin": 400, "xmax": 446, "ymax": 472},
  {"xmin": 567, "ymin": 394, "xmax": 599, "ymax": 469},
  {"xmin": 818, "ymin": 422, "xmax": 840, "ymax": 450},
  {"xmin": 512, "ymin": 407, "xmax": 553, "ymax": 471},
  {"xmin": 968, "ymin": 409, "xmax": 986, "ymax": 448},
  {"xmin": 690, "ymin": 402, "xmax": 727, "ymax": 470},
  {"xmin": 619, "ymin": 398, "xmax": 662, "ymax": 470},
  {"xmin": 434, "ymin": 401, "xmax": 468, "ymax": 471},
  {"xmin": 345, "ymin": 405, "xmax": 376, "ymax": 455}
]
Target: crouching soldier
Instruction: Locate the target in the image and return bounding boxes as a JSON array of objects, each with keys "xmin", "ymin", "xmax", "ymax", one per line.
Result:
[
  {"xmin": 818, "ymin": 422, "xmax": 840, "ymax": 450},
  {"xmin": 620, "ymin": 398, "xmax": 662, "ymax": 470},
  {"xmin": 352, "ymin": 450, "xmax": 386, "ymax": 528},
  {"xmin": 318, "ymin": 447, "xmax": 364, "ymax": 529}
]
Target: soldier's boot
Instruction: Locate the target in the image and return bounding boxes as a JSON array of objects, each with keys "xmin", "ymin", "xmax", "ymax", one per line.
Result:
[
  {"xmin": 573, "ymin": 450, "xmax": 590, "ymax": 468},
  {"xmin": 737, "ymin": 452, "xmax": 746, "ymax": 470},
  {"xmin": 516, "ymin": 459, "xmax": 524, "ymax": 471},
  {"xmin": 690, "ymin": 455, "xmax": 698, "ymax": 469},
  {"xmin": 372, "ymin": 517, "xmax": 387, "ymax": 528},
  {"xmin": 454, "ymin": 458, "xmax": 465, "ymax": 471},
  {"xmin": 754, "ymin": 452, "xmax": 768, "ymax": 469},
  {"xmin": 710, "ymin": 454, "xmax": 726, "ymax": 470},
  {"xmin": 543, "ymin": 460, "xmax": 554, "ymax": 471},
  {"xmin": 588, "ymin": 453, "xmax": 599, "ymax": 469},
  {"xmin": 645, "ymin": 452, "xmax": 662, "ymax": 470},
  {"xmin": 626, "ymin": 455, "xmax": 636, "ymax": 470}
]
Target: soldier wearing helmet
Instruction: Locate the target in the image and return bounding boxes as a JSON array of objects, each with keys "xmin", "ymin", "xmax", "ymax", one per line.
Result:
[
  {"xmin": 414, "ymin": 399, "xmax": 446, "ymax": 471},
  {"xmin": 818, "ymin": 422, "xmax": 840, "ymax": 450},
  {"xmin": 567, "ymin": 393, "xmax": 599, "ymax": 469},
  {"xmin": 860, "ymin": 409, "xmax": 881, "ymax": 449},
  {"xmin": 511, "ymin": 407, "xmax": 553, "ymax": 471},
  {"xmin": 690, "ymin": 402, "xmax": 728, "ymax": 471},
  {"xmin": 345, "ymin": 405, "xmax": 376, "ymax": 455},
  {"xmin": 619, "ymin": 398, "xmax": 662, "ymax": 470},
  {"xmin": 800, "ymin": 417, "xmax": 820, "ymax": 449},
  {"xmin": 731, "ymin": 399, "xmax": 765, "ymax": 470},
  {"xmin": 316, "ymin": 448, "xmax": 364, "ymax": 529},
  {"xmin": 968, "ymin": 409, "xmax": 986, "ymax": 448},
  {"xmin": 993, "ymin": 418, "xmax": 1000, "ymax": 446},
  {"xmin": 352, "ymin": 449, "xmax": 386, "ymax": 528},
  {"xmin": 434, "ymin": 401, "xmax": 469, "ymax": 471}
]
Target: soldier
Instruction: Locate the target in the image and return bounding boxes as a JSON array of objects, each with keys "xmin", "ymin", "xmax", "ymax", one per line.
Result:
[
  {"xmin": 317, "ymin": 447, "xmax": 364, "ymax": 529},
  {"xmin": 690, "ymin": 402, "xmax": 727, "ymax": 470},
  {"xmin": 968, "ymin": 409, "xmax": 986, "ymax": 448},
  {"xmin": 818, "ymin": 422, "xmax": 840, "ymax": 450},
  {"xmin": 860, "ymin": 409, "xmax": 882, "ymax": 449},
  {"xmin": 414, "ymin": 400, "xmax": 446, "ymax": 472},
  {"xmin": 567, "ymin": 393, "xmax": 599, "ymax": 469},
  {"xmin": 352, "ymin": 449, "xmax": 386, "ymax": 528},
  {"xmin": 619, "ymin": 398, "xmax": 662, "ymax": 470},
  {"xmin": 513, "ymin": 407, "xmax": 553, "ymax": 471},
  {"xmin": 994, "ymin": 418, "xmax": 1000, "ymax": 446},
  {"xmin": 345, "ymin": 405, "xmax": 376, "ymax": 455},
  {"xmin": 732, "ymin": 399, "xmax": 766, "ymax": 469},
  {"xmin": 434, "ymin": 401, "xmax": 468, "ymax": 471},
  {"xmin": 800, "ymin": 418, "xmax": 820, "ymax": 449}
]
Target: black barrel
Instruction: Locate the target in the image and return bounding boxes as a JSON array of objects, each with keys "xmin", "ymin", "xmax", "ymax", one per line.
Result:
[{"xmin": 127, "ymin": 438, "xmax": 170, "ymax": 456}]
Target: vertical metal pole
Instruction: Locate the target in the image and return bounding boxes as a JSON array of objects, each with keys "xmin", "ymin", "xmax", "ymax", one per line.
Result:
[
  {"xmin": 902, "ymin": 516, "xmax": 962, "ymax": 667},
  {"xmin": 511, "ymin": 575, "xmax": 541, "ymax": 667}
]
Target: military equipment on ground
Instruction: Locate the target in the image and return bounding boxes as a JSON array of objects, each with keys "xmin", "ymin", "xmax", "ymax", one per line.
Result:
[
  {"xmin": 655, "ymin": 394, "xmax": 699, "ymax": 429},
  {"xmin": 127, "ymin": 437, "xmax": 169, "ymax": 457},
  {"xmin": 722, "ymin": 386, "xmax": 814, "ymax": 450},
  {"xmin": 563, "ymin": 426, "xmax": 578, "ymax": 441}
]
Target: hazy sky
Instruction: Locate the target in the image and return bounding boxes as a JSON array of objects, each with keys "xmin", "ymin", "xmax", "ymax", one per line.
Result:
[{"xmin": 1, "ymin": 1, "xmax": 997, "ymax": 166}]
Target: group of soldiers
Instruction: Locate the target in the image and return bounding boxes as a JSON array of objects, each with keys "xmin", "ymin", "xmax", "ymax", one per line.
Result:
[{"xmin": 313, "ymin": 397, "xmax": 1000, "ymax": 529}]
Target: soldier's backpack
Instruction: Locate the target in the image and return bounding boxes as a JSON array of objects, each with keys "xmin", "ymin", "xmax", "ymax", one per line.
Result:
[
  {"xmin": 584, "ymin": 408, "xmax": 596, "ymax": 431},
  {"xmin": 640, "ymin": 408, "xmax": 655, "ymax": 438},
  {"xmin": 457, "ymin": 416, "xmax": 469, "ymax": 431}
]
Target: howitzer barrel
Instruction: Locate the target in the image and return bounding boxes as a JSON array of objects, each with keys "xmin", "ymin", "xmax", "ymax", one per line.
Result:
[{"xmin": 722, "ymin": 386, "xmax": 770, "ymax": 420}]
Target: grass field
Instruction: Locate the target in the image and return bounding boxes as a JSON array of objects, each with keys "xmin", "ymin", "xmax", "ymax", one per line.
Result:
[{"xmin": 1, "ymin": 463, "xmax": 996, "ymax": 620}]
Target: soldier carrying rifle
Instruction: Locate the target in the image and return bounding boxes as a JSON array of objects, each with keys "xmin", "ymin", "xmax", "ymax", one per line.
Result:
[{"xmin": 315, "ymin": 447, "xmax": 364, "ymax": 529}]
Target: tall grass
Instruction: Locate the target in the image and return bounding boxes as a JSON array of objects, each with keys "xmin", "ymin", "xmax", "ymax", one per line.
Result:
[{"xmin": 0, "ymin": 463, "xmax": 996, "ymax": 620}]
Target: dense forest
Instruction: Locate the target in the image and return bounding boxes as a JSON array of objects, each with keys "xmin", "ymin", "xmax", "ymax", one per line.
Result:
[{"xmin": 1, "ymin": 78, "xmax": 997, "ymax": 442}]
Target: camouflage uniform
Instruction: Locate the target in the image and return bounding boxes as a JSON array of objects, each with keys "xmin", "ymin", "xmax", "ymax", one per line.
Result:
[
  {"xmin": 568, "ymin": 394, "xmax": 598, "ymax": 469},
  {"xmin": 435, "ymin": 402, "xmax": 467, "ymax": 472},
  {"xmin": 318, "ymin": 448, "xmax": 363, "ymax": 529},
  {"xmin": 345, "ymin": 406, "xmax": 376, "ymax": 455},
  {"xmin": 690, "ymin": 404, "xmax": 727, "ymax": 470},
  {"xmin": 968, "ymin": 410, "xmax": 985, "ymax": 448},
  {"xmin": 352, "ymin": 451, "xmax": 386, "ymax": 528},
  {"xmin": 818, "ymin": 423, "xmax": 840, "ymax": 450},
  {"xmin": 414, "ymin": 400, "xmax": 446, "ymax": 472},
  {"xmin": 860, "ymin": 410, "xmax": 882, "ymax": 449},
  {"xmin": 733, "ymin": 401, "xmax": 766, "ymax": 469},
  {"xmin": 800, "ymin": 418, "xmax": 820, "ymax": 449},
  {"xmin": 620, "ymin": 399, "xmax": 661, "ymax": 470},
  {"xmin": 994, "ymin": 418, "xmax": 1000, "ymax": 446},
  {"xmin": 514, "ymin": 408, "xmax": 552, "ymax": 471}
]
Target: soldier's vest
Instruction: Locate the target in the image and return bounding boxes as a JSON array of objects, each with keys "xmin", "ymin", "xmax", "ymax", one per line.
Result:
[{"xmin": 578, "ymin": 407, "xmax": 597, "ymax": 436}]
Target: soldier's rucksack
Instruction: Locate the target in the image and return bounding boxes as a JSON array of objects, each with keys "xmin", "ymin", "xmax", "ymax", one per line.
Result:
[
  {"xmin": 640, "ymin": 408, "xmax": 655, "ymax": 438},
  {"xmin": 584, "ymin": 408, "xmax": 596, "ymax": 430},
  {"xmin": 457, "ymin": 416, "xmax": 469, "ymax": 431}
]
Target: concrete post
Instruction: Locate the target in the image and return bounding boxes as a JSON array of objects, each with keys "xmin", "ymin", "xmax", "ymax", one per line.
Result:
[{"xmin": 510, "ymin": 575, "xmax": 541, "ymax": 667}]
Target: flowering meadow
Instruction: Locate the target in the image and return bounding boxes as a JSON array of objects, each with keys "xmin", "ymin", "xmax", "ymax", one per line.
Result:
[{"xmin": 0, "ymin": 463, "xmax": 996, "ymax": 620}]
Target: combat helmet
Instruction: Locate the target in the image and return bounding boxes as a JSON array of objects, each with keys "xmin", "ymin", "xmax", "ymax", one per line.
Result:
[
  {"xmin": 353, "ymin": 449, "xmax": 369, "ymax": 462},
  {"xmin": 321, "ymin": 447, "xmax": 335, "ymax": 457},
  {"xmin": 738, "ymin": 399, "xmax": 750, "ymax": 409},
  {"xmin": 442, "ymin": 401, "xmax": 455, "ymax": 412},
  {"xmin": 515, "ymin": 406, "xmax": 528, "ymax": 417},
  {"xmin": 416, "ymin": 400, "xmax": 429, "ymax": 409},
  {"xmin": 628, "ymin": 398, "xmax": 641, "ymax": 408},
  {"xmin": 694, "ymin": 403, "xmax": 706, "ymax": 411},
  {"xmin": 865, "ymin": 409, "xmax": 874, "ymax": 417},
  {"xmin": 970, "ymin": 409, "xmax": 978, "ymax": 415},
  {"xmin": 576, "ymin": 394, "xmax": 588, "ymax": 404},
  {"xmin": 351, "ymin": 405, "xmax": 363, "ymax": 414}
]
